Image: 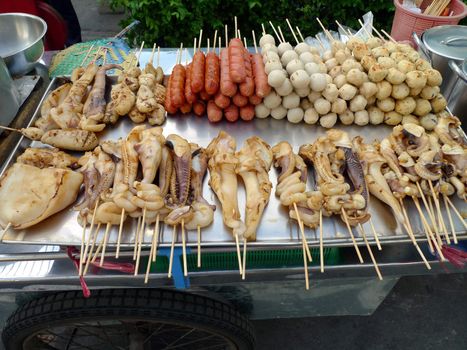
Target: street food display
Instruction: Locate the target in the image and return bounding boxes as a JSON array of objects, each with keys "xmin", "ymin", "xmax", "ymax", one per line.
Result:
[{"xmin": 0, "ymin": 17, "xmax": 466, "ymax": 289}]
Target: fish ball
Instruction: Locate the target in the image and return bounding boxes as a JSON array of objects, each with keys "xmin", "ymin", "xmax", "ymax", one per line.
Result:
[
  {"xmin": 339, "ymin": 109, "xmax": 355, "ymax": 125},
  {"xmin": 346, "ymin": 68, "xmax": 366, "ymax": 87},
  {"xmin": 263, "ymin": 91, "xmax": 282, "ymax": 109},
  {"xmin": 309, "ymin": 73, "xmax": 327, "ymax": 92},
  {"xmin": 271, "ymin": 105, "xmax": 288, "ymax": 120},
  {"xmin": 334, "ymin": 74, "xmax": 347, "ymax": 89},
  {"xmin": 338, "ymin": 83, "xmax": 358, "ymax": 101},
  {"xmin": 331, "ymin": 98, "xmax": 347, "ymax": 114},
  {"xmin": 305, "ymin": 62, "xmax": 320, "ymax": 75},
  {"xmin": 295, "ymin": 42, "xmax": 311, "ymax": 55},
  {"xmin": 278, "ymin": 42, "xmax": 294, "ymax": 56},
  {"xmin": 359, "ymin": 82, "xmax": 378, "ymax": 98},
  {"xmin": 420, "ymin": 113, "xmax": 438, "ymax": 130},
  {"xmin": 295, "ymin": 86, "xmax": 311, "ymax": 98},
  {"xmin": 268, "ymin": 69, "xmax": 287, "ymax": 88},
  {"xmin": 391, "ymin": 83, "xmax": 410, "ymax": 100},
  {"xmin": 420, "ymin": 86, "xmax": 438, "ymax": 100},
  {"xmin": 322, "ymin": 84, "xmax": 339, "ymax": 102},
  {"xmin": 276, "ymin": 78, "xmax": 294, "ymax": 96},
  {"xmin": 430, "ymin": 94, "xmax": 447, "ymax": 113},
  {"xmin": 287, "ymin": 107, "xmax": 304, "ymax": 123},
  {"xmin": 290, "ymin": 69, "xmax": 310, "ymax": 89},
  {"xmin": 375, "ymin": 80, "xmax": 392, "ymax": 99},
  {"xmin": 405, "ymin": 70, "xmax": 427, "ymax": 89},
  {"xmin": 350, "ymin": 95, "xmax": 367, "ymax": 112},
  {"xmin": 395, "ymin": 96, "xmax": 416, "ymax": 115},
  {"xmin": 286, "ymin": 59, "xmax": 305, "ymax": 75},
  {"xmin": 378, "ymin": 56, "xmax": 396, "ymax": 69},
  {"xmin": 299, "ymin": 52, "xmax": 315, "ymax": 64},
  {"xmin": 386, "ymin": 68, "xmax": 406, "ymax": 85},
  {"xmin": 281, "ymin": 50, "xmax": 299, "ymax": 66},
  {"xmin": 397, "ymin": 60, "xmax": 415, "ymax": 74},
  {"xmin": 304, "ymin": 107, "xmax": 320, "ymax": 124},
  {"xmin": 368, "ymin": 64, "xmax": 388, "ymax": 82},
  {"xmin": 424, "ymin": 69, "xmax": 442, "ymax": 87},
  {"xmin": 282, "ymin": 92, "xmax": 300, "ymax": 109},
  {"xmin": 354, "ymin": 110, "xmax": 369, "ymax": 125},
  {"xmin": 264, "ymin": 60, "xmax": 283, "ymax": 74},
  {"xmin": 319, "ymin": 113, "xmax": 338, "ymax": 128},
  {"xmin": 384, "ymin": 111, "xmax": 403, "ymax": 125},
  {"xmin": 314, "ymin": 98, "xmax": 331, "ymax": 115},
  {"xmin": 259, "ymin": 34, "xmax": 276, "ymax": 48},
  {"xmin": 308, "ymin": 91, "xmax": 322, "ymax": 103},
  {"xmin": 368, "ymin": 106, "xmax": 384, "ymax": 125},
  {"xmin": 255, "ymin": 103, "xmax": 271, "ymax": 119},
  {"xmin": 377, "ymin": 97, "xmax": 395, "ymax": 112}
]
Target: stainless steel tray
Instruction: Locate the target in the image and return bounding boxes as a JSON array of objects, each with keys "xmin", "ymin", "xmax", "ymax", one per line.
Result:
[{"xmin": 1, "ymin": 72, "xmax": 466, "ymax": 249}]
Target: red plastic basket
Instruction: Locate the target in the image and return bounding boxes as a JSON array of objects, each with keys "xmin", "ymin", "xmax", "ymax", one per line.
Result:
[{"xmin": 391, "ymin": 0, "xmax": 467, "ymax": 43}]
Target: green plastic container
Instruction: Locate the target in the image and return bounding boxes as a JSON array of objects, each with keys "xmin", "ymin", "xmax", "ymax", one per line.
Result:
[{"xmin": 147, "ymin": 247, "xmax": 341, "ymax": 273}]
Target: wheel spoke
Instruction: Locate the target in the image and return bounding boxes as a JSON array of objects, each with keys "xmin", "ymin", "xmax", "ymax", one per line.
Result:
[
  {"xmin": 64, "ymin": 327, "xmax": 77, "ymax": 350},
  {"xmin": 142, "ymin": 323, "xmax": 165, "ymax": 344},
  {"xmin": 162, "ymin": 328, "xmax": 195, "ymax": 350},
  {"xmin": 166, "ymin": 334, "xmax": 217, "ymax": 349}
]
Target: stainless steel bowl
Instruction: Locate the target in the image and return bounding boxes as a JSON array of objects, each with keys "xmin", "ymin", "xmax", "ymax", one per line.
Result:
[{"xmin": 0, "ymin": 13, "xmax": 47, "ymax": 76}]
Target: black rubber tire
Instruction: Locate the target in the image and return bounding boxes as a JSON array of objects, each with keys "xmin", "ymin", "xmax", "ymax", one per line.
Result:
[{"xmin": 2, "ymin": 289, "xmax": 255, "ymax": 350}]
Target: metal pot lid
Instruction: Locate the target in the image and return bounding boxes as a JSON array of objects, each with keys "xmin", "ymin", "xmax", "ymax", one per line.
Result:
[{"xmin": 422, "ymin": 25, "xmax": 467, "ymax": 61}]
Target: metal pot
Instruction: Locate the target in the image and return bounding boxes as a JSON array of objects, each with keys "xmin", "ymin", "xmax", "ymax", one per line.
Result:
[
  {"xmin": 0, "ymin": 57, "xmax": 20, "ymax": 132},
  {"xmin": 446, "ymin": 60, "xmax": 467, "ymax": 122},
  {"xmin": 0, "ymin": 13, "xmax": 47, "ymax": 76},
  {"xmin": 412, "ymin": 25, "xmax": 467, "ymax": 95}
]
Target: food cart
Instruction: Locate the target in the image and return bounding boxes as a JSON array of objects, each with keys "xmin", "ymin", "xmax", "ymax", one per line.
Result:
[{"xmin": 0, "ymin": 13, "xmax": 466, "ymax": 350}]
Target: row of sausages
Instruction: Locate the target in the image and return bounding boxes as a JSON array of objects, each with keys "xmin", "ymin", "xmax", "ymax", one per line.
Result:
[{"xmin": 164, "ymin": 38, "xmax": 270, "ymax": 122}]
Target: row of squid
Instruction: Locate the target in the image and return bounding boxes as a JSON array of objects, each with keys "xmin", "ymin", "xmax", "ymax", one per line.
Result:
[
  {"xmin": 74, "ymin": 125, "xmax": 215, "ymax": 233},
  {"xmin": 9, "ymin": 57, "xmax": 166, "ymax": 152},
  {"xmin": 4, "ymin": 114, "xmax": 463, "ymax": 245}
]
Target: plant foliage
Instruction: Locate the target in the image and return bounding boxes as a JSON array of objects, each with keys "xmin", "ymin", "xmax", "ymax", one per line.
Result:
[{"xmin": 110, "ymin": 0, "xmax": 397, "ymax": 47}]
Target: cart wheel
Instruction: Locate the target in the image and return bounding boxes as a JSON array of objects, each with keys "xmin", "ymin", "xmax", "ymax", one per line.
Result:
[{"xmin": 2, "ymin": 289, "xmax": 255, "ymax": 350}]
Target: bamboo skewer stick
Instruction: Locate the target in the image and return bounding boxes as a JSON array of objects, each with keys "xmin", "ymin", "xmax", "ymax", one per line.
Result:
[
  {"xmin": 335, "ymin": 20, "xmax": 350, "ymax": 36},
  {"xmin": 416, "ymin": 182, "xmax": 442, "ymax": 245},
  {"xmin": 315, "ymin": 17, "xmax": 334, "ymax": 42},
  {"xmin": 302, "ymin": 239, "xmax": 309, "ymax": 290},
  {"xmin": 319, "ymin": 209, "xmax": 324, "ymax": 273},
  {"xmin": 224, "ymin": 25, "xmax": 228, "ymax": 48},
  {"xmin": 368, "ymin": 218, "xmax": 382, "ymax": 251},
  {"xmin": 198, "ymin": 30, "xmax": 203, "ymax": 51},
  {"xmin": 261, "ymin": 23, "xmax": 266, "ymax": 36},
  {"xmin": 80, "ymin": 44, "xmax": 95, "ymax": 66},
  {"xmin": 277, "ymin": 26, "xmax": 286, "ymax": 43},
  {"xmin": 381, "ymin": 29, "xmax": 397, "ymax": 43},
  {"xmin": 399, "ymin": 199, "xmax": 431, "ymax": 269},
  {"xmin": 134, "ymin": 208, "xmax": 146, "ymax": 276},
  {"xmin": 181, "ymin": 219, "xmax": 188, "ymax": 277},
  {"xmin": 83, "ymin": 223, "xmax": 101, "ymax": 275},
  {"xmin": 116, "ymin": 208, "xmax": 125, "ymax": 258},
  {"xmin": 168, "ymin": 225, "xmax": 177, "ymax": 278},
  {"xmin": 99, "ymin": 222, "xmax": 112, "ymax": 267},
  {"xmin": 358, "ymin": 19, "xmax": 373, "ymax": 39},
  {"xmin": 144, "ymin": 227, "xmax": 156, "ymax": 284},
  {"xmin": 428, "ymin": 181, "xmax": 450, "ymax": 244},
  {"xmin": 252, "ymin": 30, "xmax": 258, "ymax": 53},
  {"xmin": 268, "ymin": 21, "xmax": 282, "ymax": 43},
  {"xmin": 413, "ymin": 196, "xmax": 444, "ymax": 259},
  {"xmin": 149, "ymin": 43, "xmax": 156, "ymax": 64},
  {"xmin": 341, "ymin": 208, "xmax": 364, "ymax": 263},
  {"xmin": 443, "ymin": 195, "xmax": 458, "ymax": 244},
  {"xmin": 79, "ymin": 222, "xmax": 87, "ymax": 276},
  {"xmin": 152, "ymin": 215, "xmax": 160, "ymax": 262},
  {"xmin": 368, "ymin": 23, "xmax": 386, "ymax": 41},
  {"xmin": 242, "ymin": 238, "xmax": 247, "ymax": 280},
  {"xmin": 293, "ymin": 202, "xmax": 312, "ymax": 262},
  {"xmin": 81, "ymin": 201, "xmax": 99, "ymax": 274},
  {"xmin": 359, "ymin": 225, "xmax": 383, "ymax": 280},
  {"xmin": 235, "ymin": 234, "xmax": 243, "ymax": 275},
  {"xmin": 197, "ymin": 225, "xmax": 202, "ymax": 268},
  {"xmin": 295, "ymin": 26, "xmax": 306, "ymax": 42},
  {"xmin": 0, "ymin": 223, "xmax": 11, "ymax": 242},
  {"xmin": 412, "ymin": 196, "xmax": 435, "ymax": 254},
  {"xmin": 285, "ymin": 18, "xmax": 299, "ymax": 44},
  {"xmin": 133, "ymin": 217, "xmax": 141, "ymax": 260},
  {"xmin": 234, "ymin": 16, "xmax": 238, "ymax": 39},
  {"xmin": 443, "ymin": 196, "xmax": 466, "ymax": 229}
]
